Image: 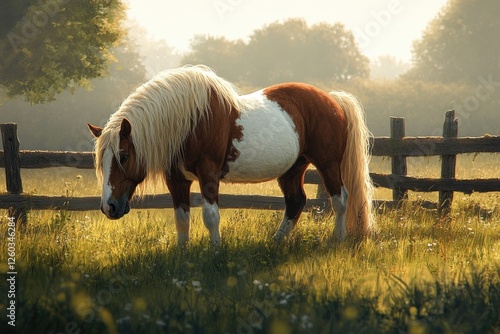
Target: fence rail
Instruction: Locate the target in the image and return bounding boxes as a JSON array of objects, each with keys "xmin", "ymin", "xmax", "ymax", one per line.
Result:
[
  {"xmin": 2, "ymin": 111, "xmax": 500, "ymax": 219},
  {"xmin": 3, "ymin": 135, "xmax": 500, "ymax": 170}
]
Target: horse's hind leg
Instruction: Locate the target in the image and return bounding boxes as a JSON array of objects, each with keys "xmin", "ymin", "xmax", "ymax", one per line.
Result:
[
  {"xmin": 332, "ymin": 185, "xmax": 348, "ymax": 241},
  {"xmin": 274, "ymin": 156, "xmax": 310, "ymax": 243},
  {"xmin": 315, "ymin": 163, "xmax": 348, "ymax": 241},
  {"xmin": 197, "ymin": 161, "xmax": 223, "ymax": 247}
]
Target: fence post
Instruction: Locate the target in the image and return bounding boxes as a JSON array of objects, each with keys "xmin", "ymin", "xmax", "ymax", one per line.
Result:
[
  {"xmin": 390, "ymin": 117, "xmax": 408, "ymax": 204},
  {"xmin": 439, "ymin": 110, "xmax": 458, "ymax": 215},
  {"xmin": 1, "ymin": 123, "xmax": 25, "ymax": 224},
  {"xmin": 1, "ymin": 123, "xmax": 23, "ymax": 194}
]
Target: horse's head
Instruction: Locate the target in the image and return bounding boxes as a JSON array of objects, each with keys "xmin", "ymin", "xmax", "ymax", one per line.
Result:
[{"xmin": 88, "ymin": 118, "xmax": 146, "ymax": 219}]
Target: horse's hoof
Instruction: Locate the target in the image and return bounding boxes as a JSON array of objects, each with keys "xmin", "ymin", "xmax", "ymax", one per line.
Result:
[{"xmin": 273, "ymin": 231, "xmax": 285, "ymax": 244}]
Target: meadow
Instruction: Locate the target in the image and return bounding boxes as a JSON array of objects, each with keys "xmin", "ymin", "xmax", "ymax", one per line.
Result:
[{"xmin": 1, "ymin": 155, "xmax": 499, "ymax": 333}]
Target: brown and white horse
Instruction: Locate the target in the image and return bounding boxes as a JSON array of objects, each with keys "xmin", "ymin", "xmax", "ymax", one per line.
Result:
[{"xmin": 87, "ymin": 65, "xmax": 374, "ymax": 246}]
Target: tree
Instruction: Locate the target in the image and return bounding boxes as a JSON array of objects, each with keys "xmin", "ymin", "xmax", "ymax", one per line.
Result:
[
  {"xmin": 0, "ymin": 0, "xmax": 125, "ymax": 104},
  {"xmin": 405, "ymin": 0, "xmax": 500, "ymax": 83},
  {"xmin": 181, "ymin": 19, "xmax": 369, "ymax": 86},
  {"xmin": 181, "ymin": 35, "xmax": 245, "ymax": 82},
  {"xmin": 244, "ymin": 19, "xmax": 369, "ymax": 85},
  {"xmin": 1, "ymin": 32, "xmax": 147, "ymax": 150}
]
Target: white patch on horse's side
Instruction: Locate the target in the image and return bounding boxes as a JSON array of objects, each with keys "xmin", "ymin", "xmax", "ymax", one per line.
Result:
[
  {"xmin": 101, "ymin": 147, "xmax": 114, "ymax": 216},
  {"xmin": 223, "ymin": 90, "xmax": 300, "ymax": 183},
  {"xmin": 333, "ymin": 186, "xmax": 348, "ymax": 241},
  {"xmin": 174, "ymin": 207, "xmax": 190, "ymax": 246},
  {"xmin": 202, "ymin": 199, "xmax": 221, "ymax": 246}
]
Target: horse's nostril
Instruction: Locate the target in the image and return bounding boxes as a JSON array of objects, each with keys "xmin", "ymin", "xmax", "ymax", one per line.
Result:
[{"xmin": 108, "ymin": 203, "xmax": 117, "ymax": 216}]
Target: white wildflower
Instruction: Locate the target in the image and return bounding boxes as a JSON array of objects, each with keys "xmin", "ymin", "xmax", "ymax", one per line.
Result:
[
  {"xmin": 300, "ymin": 315, "xmax": 313, "ymax": 329},
  {"xmin": 116, "ymin": 316, "xmax": 130, "ymax": 324},
  {"xmin": 192, "ymin": 280, "xmax": 203, "ymax": 293}
]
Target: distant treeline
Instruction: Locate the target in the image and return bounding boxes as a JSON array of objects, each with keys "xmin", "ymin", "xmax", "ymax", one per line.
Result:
[{"xmin": 181, "ymin": 19, "xmax": 369, "ymax": 86}]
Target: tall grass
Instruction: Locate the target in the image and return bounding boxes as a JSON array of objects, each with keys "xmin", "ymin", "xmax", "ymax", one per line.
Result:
[{"xmin": 0, "ymin": 155, "xmax": 499, "ymax": 333}]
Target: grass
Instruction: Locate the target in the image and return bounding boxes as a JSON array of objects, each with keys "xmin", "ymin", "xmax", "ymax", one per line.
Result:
[{"xmin": 0, "ymin": 155, "xmax": 499, "ymax": 333}]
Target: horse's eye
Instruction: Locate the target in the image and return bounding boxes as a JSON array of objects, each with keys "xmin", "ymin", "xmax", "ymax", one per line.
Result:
[{"xmin": 120, "ymin": 153, "xmax": 129, "ymax": 164}]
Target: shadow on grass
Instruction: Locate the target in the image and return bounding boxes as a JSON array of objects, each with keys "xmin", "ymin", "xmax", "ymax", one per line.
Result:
[{"xmin": 12, "ymin": 249, "xmax": 500, "ymax": 334}]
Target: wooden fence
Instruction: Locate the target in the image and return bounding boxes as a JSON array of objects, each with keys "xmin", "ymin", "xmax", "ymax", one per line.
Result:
[{"xmin": 1, "ymin": 111, "xmax": 500, "ymax": 219}]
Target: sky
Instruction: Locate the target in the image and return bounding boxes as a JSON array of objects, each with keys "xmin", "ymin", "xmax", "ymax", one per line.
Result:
[{"xmin": 126, "ymin": 0, "xmax": 449, "ymax": 63}]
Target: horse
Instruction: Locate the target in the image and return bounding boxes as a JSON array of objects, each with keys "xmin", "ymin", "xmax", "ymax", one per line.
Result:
[{"xmin": 87, "ymin": 65, "xmax": 375, "ymax": 246}]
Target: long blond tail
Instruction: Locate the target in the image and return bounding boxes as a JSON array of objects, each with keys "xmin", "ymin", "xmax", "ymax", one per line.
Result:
[{"xmin": 330, "ymin": 91, "xmax": 375, "ymax": 237}]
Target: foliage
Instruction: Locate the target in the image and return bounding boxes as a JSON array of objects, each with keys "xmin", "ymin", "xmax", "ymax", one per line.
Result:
[
  {"xmin": 0, "ymin": 20, "xmax": 187, "ymax": 151},
  {"xmin": 243, "ymin": 19, "xmax": 369, "ymax": 85},
  {"xmin": 182, "ymin": 18, "xmax": 370, "ymax": 86},
  {"xmin": 405, "ymin": 0, "xmax": 500, "ymax": 83},
  {"xmin": 182, "ymin": 35, "xmax": 245, "ymax": 82},
  {"xmin": 316, "ymin": 78, "xmax": 500, "ymax": 137},
  {"xmin": 1, "ymin": 39, "xmax": 146, "ymax": 151},
  {"xmin": 0, "ymin": 0, "xmax": 126, "ymax": 104}
]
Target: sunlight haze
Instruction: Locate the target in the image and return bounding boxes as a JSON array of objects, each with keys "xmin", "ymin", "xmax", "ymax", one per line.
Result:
[{"xmin": 126, "ymin": 0, "xmax": 448, "ymax": 62}]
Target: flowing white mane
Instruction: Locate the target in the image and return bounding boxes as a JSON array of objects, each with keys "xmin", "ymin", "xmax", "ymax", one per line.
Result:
[{"xmin": 94, "ymin": 65, "xmax": 248, "ymax": 194}]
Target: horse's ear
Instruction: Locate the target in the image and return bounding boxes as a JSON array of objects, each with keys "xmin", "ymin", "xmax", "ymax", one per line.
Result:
[
  {"xmin": 87, "ymin": 123, "xmax": 103, "ymax": 138},
  {"xmin": 120, "ymin": 118, "xmax": 132, "ymax": 139}
]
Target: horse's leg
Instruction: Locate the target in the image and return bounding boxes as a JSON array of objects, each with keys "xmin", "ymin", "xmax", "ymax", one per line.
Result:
[
  {"xmin": 316, "ymin": 163, "xmax": 348, "ymax": 241},
  {"xmin": 197, "ymin": 162, "xmax": 222, "ymax": 247},
  {"xmin": 166, "ymin": 174, "xmax": 193, "ymax": 247},
  {"xmin": 274, "ymin": 156, "xmax": 310, "ymax": 243}
]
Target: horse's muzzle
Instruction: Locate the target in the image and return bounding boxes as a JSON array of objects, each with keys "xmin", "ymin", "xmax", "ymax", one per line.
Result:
[{"xmin": 102, "ymin": 197, "xmax": 130, "ymax": 219}]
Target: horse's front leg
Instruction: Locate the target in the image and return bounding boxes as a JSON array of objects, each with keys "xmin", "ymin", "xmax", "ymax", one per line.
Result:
[
  {"xmin": 197, "ymin": 162, "xmax": 222, "ymax": 247},
  {"xmin": 166, "ymin": 174, "xmax": 193, "ymax": 247}
]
